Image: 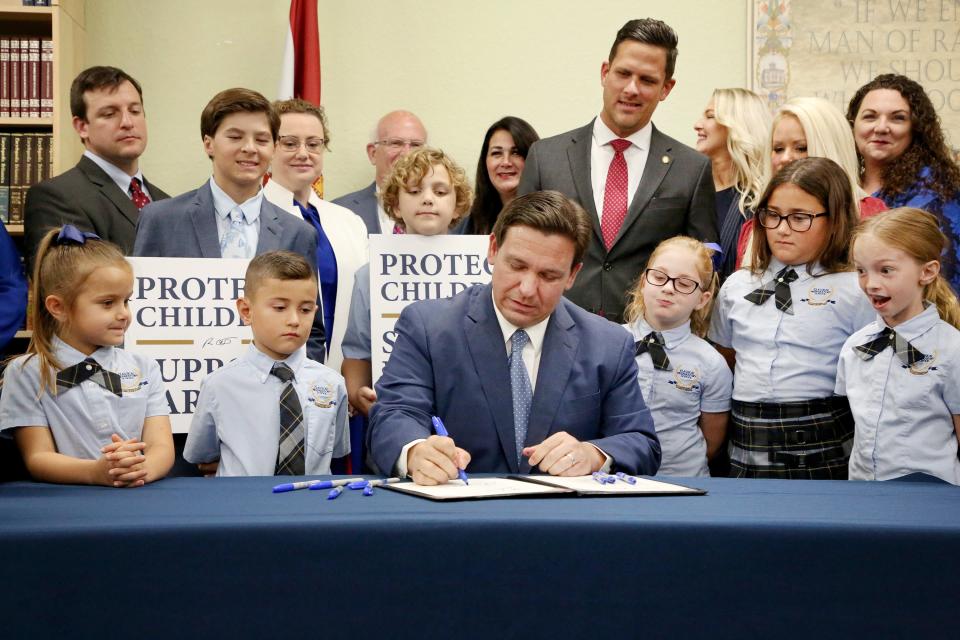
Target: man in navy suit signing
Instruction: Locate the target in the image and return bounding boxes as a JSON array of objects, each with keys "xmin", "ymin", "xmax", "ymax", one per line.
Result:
[
  {"xmin": 133, "ymin": 88, "xmax": 324, "ymax": 360},
  {"xmin": 369, "ymin": 191, "xmax": 660, "ymax": 484}
]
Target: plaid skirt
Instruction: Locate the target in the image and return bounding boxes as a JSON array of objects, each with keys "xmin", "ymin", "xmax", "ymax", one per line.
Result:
[{"xmin": 729, "ymin": 396, "xmax": 854, "ymax": 480}]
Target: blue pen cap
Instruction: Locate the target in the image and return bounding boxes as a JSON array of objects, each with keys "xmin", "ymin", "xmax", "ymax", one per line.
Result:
[
  {"xmin": 348, "ymin": 480, "xmax": 369, "ymax": 490},
  {"xmin": 308, "ymin": 480, "xmax": 334, "ymax": 491},
  {"xmin": 363, "ymin": 485, "xmax": 374, "ymax": 496}
]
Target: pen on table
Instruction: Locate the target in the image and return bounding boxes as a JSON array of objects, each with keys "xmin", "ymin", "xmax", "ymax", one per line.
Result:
[
  {"xmin": 616, "ymin": 472, "xmax": 637, "ymax": 485},
  {"xmin": 306, "ymin": 477, "xmax": 364, "ymax": 491},
  {"xmin": 361, "ymin": 477, "xmax": 402, "ymax": 496},
  {"xmin": 431, "ymin": 416, "xmax": 469, "ymax": 485},
  {"xmin": 327, "ymin": 485, "xmax": 345, "ymax": 500}
]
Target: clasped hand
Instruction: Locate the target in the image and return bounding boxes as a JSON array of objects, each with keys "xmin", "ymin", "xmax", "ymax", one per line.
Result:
[{"xmin": 99, "ymin": 434, "xmax": 148, "ymax": 488}]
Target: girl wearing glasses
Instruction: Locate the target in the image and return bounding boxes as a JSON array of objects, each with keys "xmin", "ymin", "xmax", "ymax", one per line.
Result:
[
  {"xmin": 623, "ymin": 237, "xmax": 732, "ymax": 477},
  {"xmin": 708, "ymin": 157, "xmax": 874, "ymax": 479},
  {"xmin": 737, "ymin": 96, "xmax": 887, "ymax": 271}
]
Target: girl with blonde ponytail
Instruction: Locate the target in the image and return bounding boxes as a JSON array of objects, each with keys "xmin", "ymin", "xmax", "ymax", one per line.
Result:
[
  {"xmin": 837, "ymin": 207, "xmax": 960, "ymax": 484},
  {"xmin": 0, "ymin": 226, "xmax": 173, "ymax": 487}
]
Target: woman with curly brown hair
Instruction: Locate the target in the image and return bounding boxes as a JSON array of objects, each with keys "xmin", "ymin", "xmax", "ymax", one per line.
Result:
[{"xmin": 848, "ymin": 74, "xmax": 960, "ymax": 292}]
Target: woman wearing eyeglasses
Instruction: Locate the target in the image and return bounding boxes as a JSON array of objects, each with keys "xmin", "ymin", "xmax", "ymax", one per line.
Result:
[
  {"xmin": 709, "ymin": 158, "xmax": 875, "ymax": 479},
  {"xmin": 263, "ymin": 99, "xmax": 368, "ymax": 375}
]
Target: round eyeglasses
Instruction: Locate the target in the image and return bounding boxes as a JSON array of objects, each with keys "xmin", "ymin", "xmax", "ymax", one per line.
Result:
[
  {"xmin": 757, "ymin": 208, "xmax": 828, "ymax": 232},
  {"xmin": 278, "ymin": 136, "xmax": 327, "ymax": 155},
  {"xmin": 644, "ymin": 268, "xmax": 702, "ymax": 295}
]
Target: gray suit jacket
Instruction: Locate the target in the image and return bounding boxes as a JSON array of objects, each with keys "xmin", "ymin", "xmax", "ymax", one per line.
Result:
[
  {"xmin": 132, "ymin": 181, "xmax": 326, "ymax": 361},
  {"xmin": 518, "ymin": 121, "xmax": 717, "ymax": 323},
  {"xmin": 24, "ymin": 155, "xmax": 169, "ymax": 269},
  {"xmin": 332, "ymin": 182, "xmax": 380, "ymax": 235}
]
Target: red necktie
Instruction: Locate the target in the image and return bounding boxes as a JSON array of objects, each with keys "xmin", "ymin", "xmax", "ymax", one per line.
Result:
[
  {"xmin": 129, "ymin": 177, "xmax": 151, "ymax": 210},
  {"xmin": 601, "ymin": 138, "xmax": 631, "ymax": 250}
]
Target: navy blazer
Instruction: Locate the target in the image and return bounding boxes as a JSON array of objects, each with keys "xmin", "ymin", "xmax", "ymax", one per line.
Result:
[
  {"xmin": 332, "ymin": 182, "xmax": 380, "ymax": 235},
  {"xmin": 368, "ymin": 284, "xmax": 660, "ymax": 476},
  {"xmin": 132, "ymin": 181, "xmax": 326, "ymax": 361}
]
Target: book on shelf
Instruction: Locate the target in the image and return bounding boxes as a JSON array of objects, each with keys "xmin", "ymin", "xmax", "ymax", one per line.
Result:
[
  {"xmin": 1, "ymin": 131, "xmax": 52, "ymax": 224},
  {"xmin": 0, "ymin": 37, "xmax": 53, "ymax": 120}
]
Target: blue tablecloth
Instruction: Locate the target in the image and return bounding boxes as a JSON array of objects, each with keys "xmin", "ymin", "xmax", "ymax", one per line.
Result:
[{"xmin": 1, "ymin": 476, "xmax": 957, "ymax": 638}]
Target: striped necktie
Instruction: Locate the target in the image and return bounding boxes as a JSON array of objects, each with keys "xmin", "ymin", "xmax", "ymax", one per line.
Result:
[{"xmin": 271, "ymin": 362, "xmax": 306, "ymax": 476}]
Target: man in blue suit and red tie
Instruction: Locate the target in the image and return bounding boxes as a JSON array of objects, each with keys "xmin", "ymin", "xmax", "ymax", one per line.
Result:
[{"xmin": 368, "ymin": 191, "xmax": 660, "ymax": 484}]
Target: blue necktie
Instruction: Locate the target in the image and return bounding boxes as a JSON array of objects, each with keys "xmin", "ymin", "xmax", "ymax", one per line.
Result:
[
  {"xmin": 220, "ymin": 208, "xmax": 250, "ymax": 258},
  {"xmin": 510, "ymin": 329, "xmax": 532, "ymax": 466}
]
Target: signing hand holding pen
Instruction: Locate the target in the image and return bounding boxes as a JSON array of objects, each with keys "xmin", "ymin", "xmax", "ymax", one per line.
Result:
[
  {"xmin": 407, "ymin": 435, "xmax": 472, "ymax": 486},
  {"xmin": 523, "ymin": 431, "xmax": 605, "ymax": 476}
]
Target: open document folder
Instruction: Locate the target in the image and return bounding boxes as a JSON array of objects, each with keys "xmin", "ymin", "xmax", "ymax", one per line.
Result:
[{"xmin": 383, "ymin": 475, "xmax": 706, "ymax": 501}]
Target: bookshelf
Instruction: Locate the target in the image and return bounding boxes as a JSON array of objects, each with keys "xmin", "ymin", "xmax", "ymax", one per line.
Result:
[{"xmin": 1, "ymin": 0, "xmax": 85, "ymax": 342}]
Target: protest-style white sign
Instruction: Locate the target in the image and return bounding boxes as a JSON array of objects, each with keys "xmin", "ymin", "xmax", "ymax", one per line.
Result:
[
  {"xmin": 126, "ymin": 257, "xmax": 251, "ymax": 433},
  {"xmin": 369, "ymin": 235, "xmax": 492, "ymax": 382}
]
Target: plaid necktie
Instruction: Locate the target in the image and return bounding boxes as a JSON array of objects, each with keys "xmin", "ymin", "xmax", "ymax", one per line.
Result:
[
  {"xmin": 601, "ymin": 138, "xmax": 631, "ymax": 250},
  {"xmin": 744, "ymin": 266, "xmax": 799, "ymax": 315},
  {"xmin": 509, "ymin": 329, "xmax": 532, "ymax": 466},
  {"xmin": 129, "ymin": 177, "xmax": 151, "ymax": 210},
  {"xmin": 271, "ymin": 362, "xmax": 306, "ymax": 476},
  {"xmin": 635, "ymin": 331, "xmax": 671, "ymax": 370},
  {"xmin": 56, "ymin": 358, "xmax": 123, "ymax": 396},
  {"xmin": 854, "ymin": 326, "xmax": 928, "ymax": 366}
]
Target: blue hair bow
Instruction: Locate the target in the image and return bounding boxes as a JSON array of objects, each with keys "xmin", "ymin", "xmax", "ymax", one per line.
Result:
[
  {"xmin": 55, "ymin": 224, "xmax": 100, "ymax": 246},
  {"xmin": 703, "ymin": 242, "xmax": 723, "ymax": 254}
]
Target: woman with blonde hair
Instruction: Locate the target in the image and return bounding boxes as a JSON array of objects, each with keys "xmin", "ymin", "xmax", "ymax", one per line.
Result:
[
  {"xmin": 736, "ymin": 96, "xmax": 886, "ymax": 268},
  {"xmin": 693, "ymin": 88, "xmax": 769, "ymax": 278}
]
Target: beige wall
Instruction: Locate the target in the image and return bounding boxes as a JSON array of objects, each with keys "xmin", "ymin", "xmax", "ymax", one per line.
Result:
[{"xmin": 84, "ymin": 0, "xmax": 748, "ymax": 198}]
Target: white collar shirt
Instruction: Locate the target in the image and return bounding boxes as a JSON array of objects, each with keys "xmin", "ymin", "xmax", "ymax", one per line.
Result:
[
  {"xmin": 491, "ymin": 292, "xmax": 549, "ymax": 392},
  {"xmin": 625, "ymin": 318, "xmax": 732, "ymax": 477},
  {"xmin": 708, "ymin": 258, "xmax": 875, "ymax": 402},
  {"xmin": 83, "ymin": 149, "xmax": 150, "ymax": 200},
  {"xmin": 837, "ymin": 304, "xmax": 960, "ymax": 485},
  {"xmin": 590, "ymin": 117, "xmax": 652, "ymax": 224},
  {"xmin": 209, "ymin": 177, "xmax": 263, "ymax": 252},
  {"xmin": 184, "ymin": 344, "xmax": 350, "ymax": 476},
  {"xmin": 0, "ymin": 337, "xmax": 168, "ymax": 460}
]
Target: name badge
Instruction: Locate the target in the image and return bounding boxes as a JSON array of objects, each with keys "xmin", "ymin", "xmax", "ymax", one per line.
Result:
[{"xmin": 309, "ymin": 382, "xmax": 336, "ymax": 408}]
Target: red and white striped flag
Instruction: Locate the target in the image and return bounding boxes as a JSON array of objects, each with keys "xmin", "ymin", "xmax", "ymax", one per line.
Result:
[
  {"xmin": 277, "ymin": 0, "xmax": 323, "ymax": 196},
  {"xmin": 278, "ymin": 0, "xmax": 321, "ymax": 104}
]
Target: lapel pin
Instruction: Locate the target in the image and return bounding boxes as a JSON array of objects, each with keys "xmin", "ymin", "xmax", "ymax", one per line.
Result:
[{"xmin": 661, "ymin": 155, "xmax": 671, "ymax": 164}]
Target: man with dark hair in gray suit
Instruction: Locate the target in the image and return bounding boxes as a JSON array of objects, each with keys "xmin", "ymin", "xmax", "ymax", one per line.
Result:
[
  {"xmin": 24, "ymin": 66, "xmax": 169, "ymax": 269},
  {"xmin": 332, "ymin": 110, "xmax": 426, "ymax": 235},
  {"xmin": 519, "ymin": 18, "xmax": 717, "ymax": 324}
]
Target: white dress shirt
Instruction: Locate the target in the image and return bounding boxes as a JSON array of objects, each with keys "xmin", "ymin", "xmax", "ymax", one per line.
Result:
[
  {"xmin": 837, "ymin": 304, "xmax": 960, "ymax": 485},
  {"xmin": 83, "ymin": 150, "xmax": 151, "ymax": 200},
  {"xmin": 590, "ymin": 117, "xmax": 652, "ymax": 223},
  {"xmin": 209, "ymin": 177, "xmax": 263, "ymax": 255}
]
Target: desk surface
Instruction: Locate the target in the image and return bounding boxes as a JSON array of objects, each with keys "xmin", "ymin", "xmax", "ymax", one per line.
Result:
[{"xmin": 2, "ymin": 476, "xmax": 958, "ymax": 639}]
